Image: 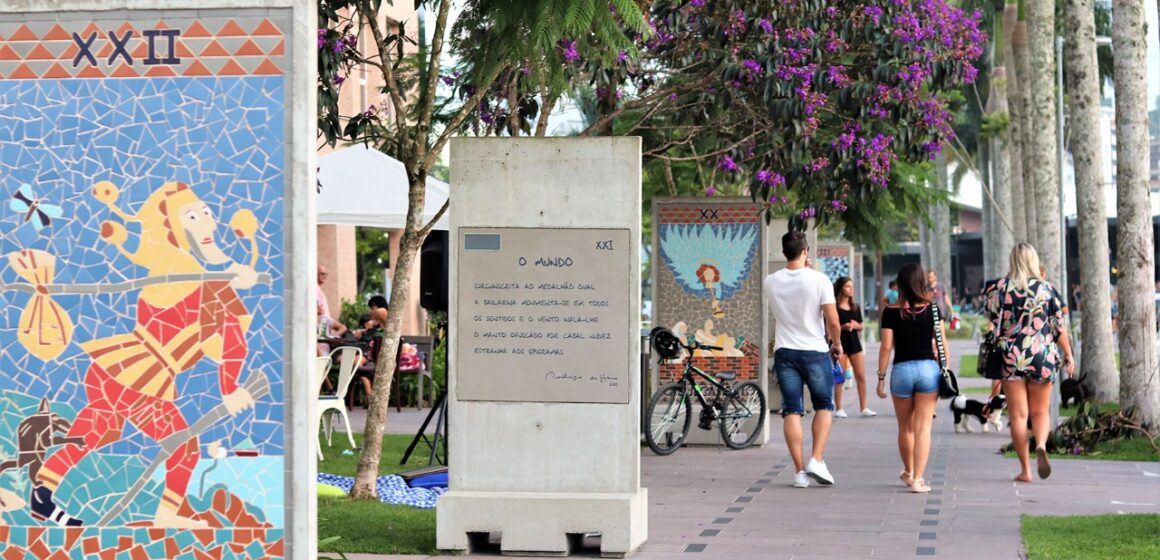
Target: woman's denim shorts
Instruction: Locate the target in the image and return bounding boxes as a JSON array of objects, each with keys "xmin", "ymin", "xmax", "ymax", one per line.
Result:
[{"xmin": 889, "ymin": 359, "xmax": 940, "ymax": 398}]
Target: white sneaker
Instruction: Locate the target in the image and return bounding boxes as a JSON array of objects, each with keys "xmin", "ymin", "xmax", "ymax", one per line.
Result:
[
  {"xmin": 793, "ymin": 471, "xmax": 810, "ymax": 488},
  {"xmin": 860, "ymin": 408, "xmax": 878, "ymax": 417},
  {"xmin": 806, "ymin": 458, "xmax": 835, "ymax": 485},
  {"xmin": 843, "ymin": 371, "xmax": 854, "ymax": 390},
  {"xmin": 833, "ymin": 409, "xmax": 848, "ymax": 418}
]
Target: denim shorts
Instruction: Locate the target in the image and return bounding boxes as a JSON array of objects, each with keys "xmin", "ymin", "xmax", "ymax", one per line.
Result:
[
  {"xmin": 773, "ymin": 348, "xmax": 835, "ymax": 416},
  {"xmin": 889, "ymin": 359, "xmax": 941, "ymax": 398}
]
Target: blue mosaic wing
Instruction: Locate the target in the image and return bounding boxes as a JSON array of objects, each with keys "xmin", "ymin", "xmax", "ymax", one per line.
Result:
[
  {"xmin": 713, "ymin": 223, "xmax": 759, "ymax": 300},
  {"xmin": 658, "ymin": 223, "xmax": 711, "ymax": 297}
]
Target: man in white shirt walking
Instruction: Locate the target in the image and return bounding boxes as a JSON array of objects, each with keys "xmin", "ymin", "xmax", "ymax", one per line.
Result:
[{"xmin": 764, "ymin": 231, "xmax": 843, "ymax": 488}]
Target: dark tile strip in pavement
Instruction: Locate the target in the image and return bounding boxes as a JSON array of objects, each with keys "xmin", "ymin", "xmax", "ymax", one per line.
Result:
[
  {"xmin": 682, "ymin": 461, "xmax": 791, "ymax": 554},
  {"xmin": 911, "ymin": 433, "xmax": 953, "ymax": 556}
]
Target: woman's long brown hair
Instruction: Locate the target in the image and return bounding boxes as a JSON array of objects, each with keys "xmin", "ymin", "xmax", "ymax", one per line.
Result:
[{"xmin": 896, "ymin": 262, "xmax": 929, "ymax": 319}]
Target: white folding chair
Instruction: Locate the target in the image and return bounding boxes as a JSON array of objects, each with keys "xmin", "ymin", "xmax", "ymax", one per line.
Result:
[
  {"xmin": 318, "ymin": 346, "xmax": 362, "ymax": 459},
  {"xmin": 314, "ymin": 356, "xmax": 332, "ymax": 461}
]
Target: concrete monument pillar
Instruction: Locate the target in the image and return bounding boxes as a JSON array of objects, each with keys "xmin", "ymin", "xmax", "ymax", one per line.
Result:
[{"xmin": 437, "ymin": 138, "xmax": 647, "ymax": 556}]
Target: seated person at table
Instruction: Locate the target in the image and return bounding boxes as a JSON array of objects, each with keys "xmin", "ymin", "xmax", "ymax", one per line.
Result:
[{"xmin": 349, "ymin": 296, "xmax": 389, "ymax": 407}]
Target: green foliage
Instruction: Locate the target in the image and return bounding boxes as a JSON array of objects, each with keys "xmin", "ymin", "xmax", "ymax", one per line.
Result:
[
  {"xmin": 430, "ymin": 336, "xmax": 446, "ymax": 391},
  {"xmin": 338, "ymin": 296, "xmax": 372, "ymax": 331},
  {"xmin": 1022, "ymin": 514, "xmax": 1160, "ymax": 560},
  {"xmin": 980, "ymin": 110, "xmax": 1009, "ymax": 140},
  {"xmin": 355, "ymin": 228, "xmax": 391, "ymax": 294}
]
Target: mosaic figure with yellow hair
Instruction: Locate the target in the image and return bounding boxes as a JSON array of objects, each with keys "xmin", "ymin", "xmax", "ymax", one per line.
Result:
[{"xmin": 33, "ymin": 181, "xmax": 260, "ymax": 529}]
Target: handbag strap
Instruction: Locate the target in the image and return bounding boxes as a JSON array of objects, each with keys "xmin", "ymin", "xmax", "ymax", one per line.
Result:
[
  {"xmin": 992, "ymin": 279, "xmax": 1015, "ymax": 337},
  {"xmin": 931, "ymin": 300, "xmax": 947, "ymax": 370}
]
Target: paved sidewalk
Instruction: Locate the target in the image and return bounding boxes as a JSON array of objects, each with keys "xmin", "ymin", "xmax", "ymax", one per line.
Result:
[{"xmin": 335, "ymin": 339, "xmax": 1159, "ymax": 559}]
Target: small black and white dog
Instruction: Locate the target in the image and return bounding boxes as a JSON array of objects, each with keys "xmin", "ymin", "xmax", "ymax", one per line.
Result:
[{"xmin": 950, "ymin": 394, "xmax": 1006, "ymax": 433}]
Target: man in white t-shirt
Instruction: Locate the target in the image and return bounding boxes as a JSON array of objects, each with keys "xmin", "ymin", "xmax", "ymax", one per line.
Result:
[{"xmin": 764, "ymin": 231, "xmax": 842, "ymax": 488}]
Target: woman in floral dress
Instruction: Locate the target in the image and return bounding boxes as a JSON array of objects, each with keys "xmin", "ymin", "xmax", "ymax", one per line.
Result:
[{"xmin": 984, "ymin": 243, "xmax": 1075, "ymax": 482}]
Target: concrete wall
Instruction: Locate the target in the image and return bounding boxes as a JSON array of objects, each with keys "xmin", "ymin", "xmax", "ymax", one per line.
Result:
[
  {"xmin": 439, "ymin": 138, "xmax": 647, "ymax": 556},
  {"xmin": 0, "ymin": 1, "xmax": 314, "ymax": 558}
]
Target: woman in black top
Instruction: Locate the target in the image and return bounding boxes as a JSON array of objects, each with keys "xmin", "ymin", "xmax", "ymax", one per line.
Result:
[
  {"xmin": 833, "ymin": 277, "xmax": 876, "ymax": 418},
  {"xmin": 876, "ymin": 263, "xmax": 947, "ymax": 493}
]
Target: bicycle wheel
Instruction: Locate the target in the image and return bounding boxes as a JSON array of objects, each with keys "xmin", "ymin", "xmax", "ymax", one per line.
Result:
[
  {"xmin": 718, "ymin": 381, "xmax": 766, "ymax": 449},
  {"xmin": 645, "ymin": 382, "xmax": 692, "ymax": 455}
]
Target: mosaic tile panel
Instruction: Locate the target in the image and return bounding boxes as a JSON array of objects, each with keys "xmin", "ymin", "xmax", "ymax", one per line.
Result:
[
  {"xmin": 0, "ymin": 8, "xmax": 290, "ymax": 558},
  {"xmin": 653, "ymin": 200, "xmax": 764, "ymax": 382}
]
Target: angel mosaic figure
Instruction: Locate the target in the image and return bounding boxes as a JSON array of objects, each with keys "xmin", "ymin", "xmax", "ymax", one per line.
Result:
[{"xmin": 659, "ymin": 223, "xmax": 759, "ymax": 322}]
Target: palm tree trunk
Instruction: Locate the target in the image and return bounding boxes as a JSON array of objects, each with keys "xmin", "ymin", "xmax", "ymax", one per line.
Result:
[
  {"xmin": 1013, "ymin": 18, "xmax": 1039, "ymax": 247},
  {"xmin": 1112, "ymin": 0, "xmax": 1159, "ymax": 427},
  {"xmin": 1026, "ymin": 0, "xmax": 1063, "ymax": 286},
  {"xmin": 1064, "ymin": 0, "xmax": 1118, "ymax": 401},
  {"xmin": 981, "ymin": 140, "xmax": 996, "ymax": 280},
  {"xmin": 986, "ymin": 64, "xmax": 1016, "ymax": 279},
  {"xmin": 1003, "ymin": 5, "xmax": 1029, "ymax": 245},
  {"xmin": 931, "ymin": 153, "xmax": 953, "ymax": 294}
]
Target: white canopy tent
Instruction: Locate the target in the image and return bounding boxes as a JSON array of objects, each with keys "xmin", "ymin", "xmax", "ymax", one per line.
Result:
[{"xmin": 316, "ymin": 144, "xmax": 450, "ymax": 230}]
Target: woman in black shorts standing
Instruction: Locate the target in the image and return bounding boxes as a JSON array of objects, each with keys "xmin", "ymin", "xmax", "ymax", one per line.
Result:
[{"xmin": 833, "ymin": 277, "xmax": 876, "ymax": 418}]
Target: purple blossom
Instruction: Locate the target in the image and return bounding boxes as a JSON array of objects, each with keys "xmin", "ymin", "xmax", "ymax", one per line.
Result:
[
  {"xmin": 333, "ymin": 75, "xmax": 345, "ymax": 87},
  {"xmin": 560, "ymin": 39, "xmax": 580, "ymax": 63},
  {"xmin": 317, "ymin": 28, "xmax": 327, "ymax": 49},
  {"xmin": 617, "ymin": 49, "xmax": 628, "ymax": 63},
  {"xmin": 864, "ymin": 5, "xmax": 883, "ymax": 25},
  {"xmin": 689, "ymin": 0, "xmax": 705, "ymax": 7},
  {"xmin": 718, "ymin": 155, "xmax": 739, "ymax": 172},
  {"xmin": 759, "ymin": 18, "xmax": 773, "ymax": 34},
  {"xmin": 706, "ymin": 184, "xmax": 717, "ymax": 196},
  {"xmin": 669, "ymin": 92, "xmax": 679, "ymax": 101}
]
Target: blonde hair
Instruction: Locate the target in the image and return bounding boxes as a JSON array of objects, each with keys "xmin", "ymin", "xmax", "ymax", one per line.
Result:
[{"xmin": 1007, "ymin": 242, "xmax": 1041, "ymax": 291}]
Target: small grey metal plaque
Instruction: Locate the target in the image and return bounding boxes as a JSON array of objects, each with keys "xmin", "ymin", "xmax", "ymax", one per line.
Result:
[{"xmin": 456, "ymin": 227, "xmax": 632, "ymax": 403}]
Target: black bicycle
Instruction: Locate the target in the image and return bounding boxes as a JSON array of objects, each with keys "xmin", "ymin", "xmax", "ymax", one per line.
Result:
[{"xmin": 645, "ymin": 327, "xmax": 766, "ymax": 455}]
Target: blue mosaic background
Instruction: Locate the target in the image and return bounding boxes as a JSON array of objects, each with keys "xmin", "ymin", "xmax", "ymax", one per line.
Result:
[{"xmin": 0, "ymin": 76, "xmax": 285, "ymax": 526}]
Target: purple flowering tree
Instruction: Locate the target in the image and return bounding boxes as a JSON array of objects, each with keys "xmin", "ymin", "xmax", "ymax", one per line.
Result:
[{"xmin": 529, "ymin": 1, "xmax": 986, "ymax": 239}]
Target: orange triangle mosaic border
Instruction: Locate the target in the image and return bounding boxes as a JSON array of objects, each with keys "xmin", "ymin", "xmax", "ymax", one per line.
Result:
[{"xmin": 0, "ymin": 18, "xmax": 284, "ymax": 80}]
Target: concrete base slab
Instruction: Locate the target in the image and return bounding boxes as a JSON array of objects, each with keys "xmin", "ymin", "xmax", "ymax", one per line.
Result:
[{"xmin": 437, "ymin": 489, "xmax": 648, "ymax": 557}]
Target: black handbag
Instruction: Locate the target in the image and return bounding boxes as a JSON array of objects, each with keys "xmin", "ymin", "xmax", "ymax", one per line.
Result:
[
  {"xmin": 931, "ymin": 302, "xmax": 959, "ymax": 399},
  {"xmin": 977, "ymin": 331, "xmax": 1004, "ymax": 380},
  {"xmin": 977, "ymin": 282, "xmax": 1011, "ymax": 380}
]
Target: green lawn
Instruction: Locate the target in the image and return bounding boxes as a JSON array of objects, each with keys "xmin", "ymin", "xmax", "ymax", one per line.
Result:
[
  {"xmin": 318, "ymin": 433, "xmax": 441, "ymax": 555},
  {"xmin": 959, "ymin": 354, "xmax": 981, "ymax": 378},
  {"xmin": 1003, "ymin": 435, "xmax": 1158, "ymax": 462},
  {"xmin": 961, "ymin": 385, "xmax": 992, "ymax": 394},
  {"xmin": 1022, "ymin": 514, "xmax": 1160, "ymax": 559},
  {"xmin": 1058, "ymin": 402, "xmax": 1120, "ymax": 417}
]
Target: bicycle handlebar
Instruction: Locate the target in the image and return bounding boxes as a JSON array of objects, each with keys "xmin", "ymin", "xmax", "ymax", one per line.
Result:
[{"xmin": 680, "ymin": 340, "xmax": 723, "ymax": 352}]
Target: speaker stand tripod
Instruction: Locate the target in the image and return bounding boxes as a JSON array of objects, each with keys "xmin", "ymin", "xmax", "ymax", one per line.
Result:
[{"xmin": 401, "ymin": 390, "xmax": 447, "ymax": 466}]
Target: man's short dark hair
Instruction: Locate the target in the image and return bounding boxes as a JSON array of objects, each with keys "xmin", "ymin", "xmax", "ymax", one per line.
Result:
[
  {"xmin": 782, "ymin": 231, "xmax": 808, "ymax": 261},
  {"xmin": 368, "ymin": 295, "xmax": 389, "ymax": 309}
]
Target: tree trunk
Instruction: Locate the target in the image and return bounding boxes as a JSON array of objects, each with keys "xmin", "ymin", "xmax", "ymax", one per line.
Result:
[
  {"xmin": 985, "ymin": 64, "xmax": 1016, "ymax": 279},
  {"xmin": 930, "ymin": 153, "xmax": 953, "ymax": 294},
  {"xmin": 1112, "ymin": 0, "xmax": 1159, "ymax": 427},
  {"xmin": 1003, "ymin": 5, "xmax": 1030, "ymax": 245},
  {"xmin": 1026, "ymin": 0, "xmax": 1063, "ymax": 286},
  {"xmin": 1064, "ymin": 0, "xmax": 1118, "ymax": 401},
  {"xmin": 1013, "ymin": 19, "xmax": 1039, "ymax": 247},
  {"xmin": 352, "ymin": 177, "xmax": 429, "ymax": 498},
  {"xmin": 981, "ymin": 140, "xmax": 996, "ymax": 281}
]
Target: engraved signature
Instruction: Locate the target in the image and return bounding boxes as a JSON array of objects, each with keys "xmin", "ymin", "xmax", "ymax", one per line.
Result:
[{"xmin": 545, "ymin": 370, "xmax": 583, "ymax": 382}]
